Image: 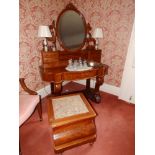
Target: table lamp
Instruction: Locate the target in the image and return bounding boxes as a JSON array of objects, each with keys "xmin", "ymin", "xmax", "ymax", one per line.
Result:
[
  {"xmin": 93, "ymin": 28, "xmax": 103, "ymax": 50},
  {"xmin": 38, "ymin": 25, "xmax": 52, "ymax": 52}
]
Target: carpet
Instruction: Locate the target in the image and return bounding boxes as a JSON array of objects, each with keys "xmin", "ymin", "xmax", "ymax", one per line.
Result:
[{"xmin": 20, "ymin": 82, "xmax": 135, "ymax": 155}]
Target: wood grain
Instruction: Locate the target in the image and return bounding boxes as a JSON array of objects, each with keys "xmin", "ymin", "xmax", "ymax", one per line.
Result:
[{"xmin": 48, "ymin": 93, "xmax": 97, "ymax": 153}]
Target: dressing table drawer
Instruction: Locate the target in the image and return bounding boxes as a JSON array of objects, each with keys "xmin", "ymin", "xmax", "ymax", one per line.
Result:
[
  {"xmin": 41, "ymin": 51, "xmax": 59, "ymax": 63},
  {"xmin": 88, "ymin": 50, "xmax": 101, "ymax": 62}
]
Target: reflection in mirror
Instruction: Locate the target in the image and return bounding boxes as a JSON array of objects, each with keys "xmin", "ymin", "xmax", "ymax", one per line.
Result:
[{"xmin": 57, "ymin": 10, "xmax": 86, "ymax": 51}]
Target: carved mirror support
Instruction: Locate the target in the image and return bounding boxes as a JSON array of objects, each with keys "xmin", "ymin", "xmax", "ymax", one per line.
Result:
[
  {"xmin": 85, "ymin": 23, "xmax": 96, "ymax": 50},
  {"xmin": 49, "ymin": 20, "xmax": 57, "ymax": 51}
]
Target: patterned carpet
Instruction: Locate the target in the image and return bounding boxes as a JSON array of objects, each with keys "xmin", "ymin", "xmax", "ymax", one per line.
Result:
[{"xmin": 20, "ymin": 82, "xmax": 135, "ymax": 155}]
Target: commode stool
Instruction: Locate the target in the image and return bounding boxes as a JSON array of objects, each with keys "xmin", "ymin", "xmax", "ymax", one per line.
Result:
[{"xmin": 47, "ymin": 93, "xmax": 97, "ymax": 153}]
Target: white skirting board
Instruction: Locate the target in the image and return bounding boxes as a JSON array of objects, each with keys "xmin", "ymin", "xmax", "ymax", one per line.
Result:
[
  {"xmin": 37, "ymin": 80, "xmax": 120, "ymax": 98},
  {"xmin": 73, "ymin": 79, "xmax": 120, "ymax": 96},
  {"xmin": 37, "ymin": 84, "xmax": 51, "ymax": 98}
]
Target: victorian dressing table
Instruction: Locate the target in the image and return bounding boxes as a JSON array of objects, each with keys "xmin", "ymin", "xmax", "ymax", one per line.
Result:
[{"xmin": 39, "ymin": 3, "xmax": 108, "ymax": 103}]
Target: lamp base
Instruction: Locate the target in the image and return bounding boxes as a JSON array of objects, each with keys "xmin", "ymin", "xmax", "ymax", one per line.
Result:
[
  {"xmin": 95, "ymin": 39, "xmax": 99, "ymax": 50},
  {"xmin": 44, "ymin": 46, "xmax": 48, "ymax": 52},
  {"xmin": 43, "ymin": 38, "xmax": 48, "ymax": 52}
]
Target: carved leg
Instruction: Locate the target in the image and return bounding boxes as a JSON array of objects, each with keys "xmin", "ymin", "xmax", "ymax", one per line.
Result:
[
  {"xmin": 54, "ymin": 82, "xmax": 62, "ymax": 95},
  {"xmin": 37, "ymin": 95, "xmax": 43, "ymax": 121},
  {"xmin": 86, "ymin": 78, "xmax": 91, "ymax": 91},
  {"xmin": 85, "ymin": 79, "xmax": 93, "ymax": 101},
  {"xmin": 85, "ymin": 76, "xmax": 103, "ymax": 103},
  {"xmin": 89, "ymin": 142, "xmax": 94, "ymax": 146},
  {"xmin": 94, "ymin": 76, "xmax": 104, "ymax": 103},
  {"xmin": 50, "ymin": 83, "xmax": 54, "ymax": 94}
]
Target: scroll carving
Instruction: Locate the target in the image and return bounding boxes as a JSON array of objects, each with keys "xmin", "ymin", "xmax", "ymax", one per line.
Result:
[
  {"xmin": 85, "ymin": 23, "xmax": 96, "ymax": 50},
  {"xmin": 48, "ymin": 20, "xmax": 57, "ymax": 51}
]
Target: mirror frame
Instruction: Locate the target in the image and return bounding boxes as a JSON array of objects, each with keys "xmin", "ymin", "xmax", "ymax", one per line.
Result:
[{"xmin": 56, "ymin": 3, "xmax": 87, "ymax": 52}]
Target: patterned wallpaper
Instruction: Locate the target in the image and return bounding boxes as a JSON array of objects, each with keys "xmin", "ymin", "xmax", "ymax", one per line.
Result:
[{"xmin": 19, "ymin": 0, "xmax": 135, "ymax": 91}]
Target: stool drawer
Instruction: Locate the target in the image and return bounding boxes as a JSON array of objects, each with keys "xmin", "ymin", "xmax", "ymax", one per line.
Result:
[{"xmin": 53, "ymin": 119, "xmax": 96, "ymax": 146}]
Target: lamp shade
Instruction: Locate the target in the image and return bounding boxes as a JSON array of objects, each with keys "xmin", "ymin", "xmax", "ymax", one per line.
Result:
[
  {"xmin": 93, "ymin": 28, "xmax": 103, "ymax": 38},
  {"xmin": 38, "ymin": 25, "xmax": 52, "ymax": 38}
]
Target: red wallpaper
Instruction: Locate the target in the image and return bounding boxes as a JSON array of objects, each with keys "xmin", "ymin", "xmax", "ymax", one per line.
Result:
[{"xmin": 19, "ymin": 0, "xmax": 135, "ymax": 91}]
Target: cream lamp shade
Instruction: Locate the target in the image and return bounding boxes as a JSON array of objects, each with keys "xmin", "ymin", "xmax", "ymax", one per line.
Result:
[
  {"xmin": 93, "ymin": 28, "xmax": 103, "ymax": 38},
  {"xmin": 38, "ymin": 25, "xmax": 52, "ymax": 38},
  {"xmin": 92, "ymin": 28, "xmax": 103, "ymax": 50},
  {"xmin": 38, "ymin": 25, "xmax": 52, "ymax": 51}
]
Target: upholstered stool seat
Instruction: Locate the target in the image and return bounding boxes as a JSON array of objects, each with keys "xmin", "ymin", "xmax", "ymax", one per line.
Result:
[{"xmin": 19, "ymin": 94, "xmax": 40, "ymax": 126}]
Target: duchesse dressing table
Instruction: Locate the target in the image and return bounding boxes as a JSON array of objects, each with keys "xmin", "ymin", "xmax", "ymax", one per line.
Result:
[{"xmin": 39, "ymin": 3, "xmax": 108, "ymax": 103}]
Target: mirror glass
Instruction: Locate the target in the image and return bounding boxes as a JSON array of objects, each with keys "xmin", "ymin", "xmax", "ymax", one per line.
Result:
[{"xmin": 57, "ymin": 10, "xmax": 86, "ymax": 51}]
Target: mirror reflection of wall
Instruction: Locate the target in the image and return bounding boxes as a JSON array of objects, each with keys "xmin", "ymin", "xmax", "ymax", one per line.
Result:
[{"xmin": 58, "ymin": 10, "xmax": 86, "ymax": 50}]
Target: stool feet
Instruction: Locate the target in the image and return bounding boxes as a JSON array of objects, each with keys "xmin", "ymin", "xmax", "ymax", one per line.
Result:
[{"xmin": 89, "ymin": 142, "xmax": 94, "ymax": 146}]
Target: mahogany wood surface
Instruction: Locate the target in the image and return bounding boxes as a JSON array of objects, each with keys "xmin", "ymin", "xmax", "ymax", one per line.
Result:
[
  {"xmin": 47, "ymin": 93, "xmax": 97, "ymax": 153},
  {"xmin": 41, "ymin": 50, "xmax": 101, "ymax": 68},
  {"xmin": 19, "ymin": 78, "xmax": 37, "ymax": 95},
  {"xmin": 40, "ymin": 50, "xmax": 108, "ymax": 103},
  {"xmin": 39, "ymin": 60, "xmax": 108, "ymax": 103},
  {"xmin": 40, "ymin": 3, "xmax": 109, "ymax": 103}
]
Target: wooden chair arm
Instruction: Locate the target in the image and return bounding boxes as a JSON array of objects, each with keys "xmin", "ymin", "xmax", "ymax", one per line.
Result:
[{"xmin": 19, "ymin": 78, "xmax": 37, "ymax": 95}]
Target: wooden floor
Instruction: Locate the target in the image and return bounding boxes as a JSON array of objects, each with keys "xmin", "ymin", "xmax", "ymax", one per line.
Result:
[{"xmin": 20, "ymin": 82, "xmax": 135, "ymax": 155}]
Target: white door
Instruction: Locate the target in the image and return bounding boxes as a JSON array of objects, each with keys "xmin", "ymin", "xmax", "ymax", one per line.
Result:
[{"xmin": 119, "ymin": 21, "xmax": 135, "ymax": 103}]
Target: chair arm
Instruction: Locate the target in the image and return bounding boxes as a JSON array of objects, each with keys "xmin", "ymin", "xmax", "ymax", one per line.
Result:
[{"xmin": 19, "ymin": 78, "xmax": 37, "ymax": 95}]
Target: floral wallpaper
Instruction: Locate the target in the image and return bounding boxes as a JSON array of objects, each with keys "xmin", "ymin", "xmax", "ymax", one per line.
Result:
[{"xmin": 19, "ymin": 0, "xmax": 135, "ymax": 91}]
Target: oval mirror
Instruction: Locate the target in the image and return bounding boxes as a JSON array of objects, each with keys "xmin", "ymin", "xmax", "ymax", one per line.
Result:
[{"xmin": 56, "ymin": 4, "xmax": 86, "ymax": 51}]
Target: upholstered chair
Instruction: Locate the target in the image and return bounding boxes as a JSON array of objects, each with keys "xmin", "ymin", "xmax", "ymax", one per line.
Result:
[
  {"xmin": 19, "ymin": 78, "xmax": 42, "ymax": 126},
  {"xmin": 19, "ymin": 78, "xmax": 43, "ymax": 154}
]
